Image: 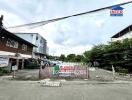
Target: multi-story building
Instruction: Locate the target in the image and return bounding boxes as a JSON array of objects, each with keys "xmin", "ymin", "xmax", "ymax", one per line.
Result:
[
  {"xmin": 0, "ymin": 28, "xmax": 35, "ymax": 58},
  {"xmin": 0, "ymin": 27, "xmax": 35, "ymax": 69},
  {"xmin": 111, "ymin": 24, "xmax": 132, "ymax": 41},
  {"xmin": 15, "ymin": 33, "xmax": 47, "ymax": 59}
]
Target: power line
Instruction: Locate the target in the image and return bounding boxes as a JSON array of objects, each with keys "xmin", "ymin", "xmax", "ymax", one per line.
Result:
[{"xmin": 7, "ymin": 1, "xmax": 132, "ymax": 29}]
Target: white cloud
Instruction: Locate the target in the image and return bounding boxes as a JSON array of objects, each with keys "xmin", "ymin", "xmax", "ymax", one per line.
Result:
[
  {"xmin": 0, "ymin": 0, "xmax": 132, "ymax": 56},
  {"xmin": 49, "ymin": 44, "xmax": 93, "ymax": 56},
  {"xmin": 0, "ymin": 10, "xmax": 25, "ymax": 27}
]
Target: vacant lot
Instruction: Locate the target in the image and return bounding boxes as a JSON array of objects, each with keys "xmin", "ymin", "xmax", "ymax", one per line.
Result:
[{"xmin": 14, "ymin": 68, "xmax": 132, "ymax": 81}]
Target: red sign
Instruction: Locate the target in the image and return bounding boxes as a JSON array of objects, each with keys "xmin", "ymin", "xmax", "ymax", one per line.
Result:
[
  {"xmin": 59, "ymin": 66, "xmax": 75, "ymax": 72},
  {"xmin": 110, "ymin": 10, "xmax": 123, "ymax": 14}
]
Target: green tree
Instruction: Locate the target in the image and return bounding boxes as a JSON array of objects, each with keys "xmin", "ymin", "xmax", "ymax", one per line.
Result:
[
  {"xmin": 66, "ymin": 54, "xmax": 76, "ymax": 62},
  {"xmin": 59, "ymin": 54, "xmax": 66, "ymax": 61},
  {"xmin": 74, "ymin": 55, "xmax": 84, "ymax": 62},
  {"xmin": 83, "ymin": 38, "xmax": 132, "ymax": 73}
]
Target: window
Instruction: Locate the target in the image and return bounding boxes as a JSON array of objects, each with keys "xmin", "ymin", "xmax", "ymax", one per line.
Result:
[
  {"xmin": 22, "ymin": 44, "xmax": 27, "ymax": 51},
  {"xmin": 6, "ymin": 38, "xmax": 18, "ymax": 48}
]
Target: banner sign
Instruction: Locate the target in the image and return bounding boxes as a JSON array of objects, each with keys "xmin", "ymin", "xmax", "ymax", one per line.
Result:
[
  {"xmin": 40, "ymin": 66, "xmax": 87, "ymax": 79},
  {"xmin": 59, "ymin": 66, "xmax": 75, "ymax": 77},
  {"xmin": 0, "ymin": 57, "xmax": 9, "ymax": 67},
  {"xmin": 53, "ymin": 65, "xmax": 86, "ymax": 77},
  {"xmin": 12, "ymin": 65, "xmax": 18, "ymax": 71}
]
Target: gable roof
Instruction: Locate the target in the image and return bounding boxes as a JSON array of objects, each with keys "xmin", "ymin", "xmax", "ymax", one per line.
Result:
[
  {"xmin": 111, "ymin": 24, "xmax": 132, "ymax": 38},
  {"xmin": 0, "ymin": 27, "xmax": 36, "ymax": 47},
  {"xmin": 111, "ymin": 6, "xmax": 124, "ymax": 10}
]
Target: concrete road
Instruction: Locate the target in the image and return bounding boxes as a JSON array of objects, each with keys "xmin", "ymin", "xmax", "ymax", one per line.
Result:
[{"xmin": 0, "ymin": 79, "xmax": 132, "ymax": 100}]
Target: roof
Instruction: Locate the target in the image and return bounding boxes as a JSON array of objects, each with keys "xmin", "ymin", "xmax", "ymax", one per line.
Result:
[
  {"xmin": 0, "ymin": 27, "xmax": 36, "ymax": 47},
  {"xmin": 15, "ymin": 32, "xmax": 38, "ymax": 34},
  {"xmin": 111, "ymin": 24, "xmax": 132, "ymax": 38},
  {"xmin": 111, "ymin": 6, "xmax": 124, "ymax": 10},
  {"xmin": 15, "ymin": 32, "xmax": 47, "ymax": 41}
]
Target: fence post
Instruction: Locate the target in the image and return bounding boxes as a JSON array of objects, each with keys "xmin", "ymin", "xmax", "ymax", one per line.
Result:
[
  {"xmin": 39, "ymin": 61, "xmax": 42, "ymax": 79},
  {"xmin": 86, "ymin": 64, "xmax": 90, "ymax": 79},
  {"xmin": 112, "ymin": 65, "xmax": 115, "ymax": 80}
]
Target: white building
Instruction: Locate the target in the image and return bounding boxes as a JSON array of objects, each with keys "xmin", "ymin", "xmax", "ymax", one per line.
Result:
[
  {"xmin": 111, "ymin": 25, "xmax": 132, "ymax": 41},
  {"xmin": 15, "ymin": 33, "xmax": 47, "ymax": 59}
]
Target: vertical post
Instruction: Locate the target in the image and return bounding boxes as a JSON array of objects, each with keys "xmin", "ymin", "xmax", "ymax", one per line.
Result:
[
  {"xmin": 87, "ymin": 66, "xmax": 90, "ymax": 79},
  {"xmin": 39, "ymin": 60, "xmax": 42, "ymax": 79},
  {"xmin": 12, "ymin": 65, "xmax": 17, "ymax": 78},
  {"xmin": 22, "ymin": 58, "xmax": 24, "ymax": 69},
  {"xmin": 16, "ymin": 59, "xmax": 19, "ymax": 70},
  {"xmin": 86, "ymin": 67, "xmax": 88, "ymax": 79},
  {"xmin": 8, "ymin": 58, "xmax": 12, "ymax": 72},
  {"xmin": 88, "ymin": 67, "xmax": 90, "ymax": 79},
  {"xmin": 86, "ymin": 64, "xmax": 90, "ymax": 79},
  {"xmin": 112, "ymin": 65, "xmax": 115, "ymax": 80},
  {"xmin": 13, "ymin": 70, "xmax": 15, "ymax": 78},
  {"xmin": 39, "ymin": 67, "xmax": 42, "ymax": 79}
]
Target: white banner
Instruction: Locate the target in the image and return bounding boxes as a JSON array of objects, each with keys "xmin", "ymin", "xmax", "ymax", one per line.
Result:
[
  {"xmin": 0, "ymin": 57, "xmax": 9, "ymax": 67},
  {"xmin": 12, "ymin": 65, "xmax": 18, "ymax": 71}
]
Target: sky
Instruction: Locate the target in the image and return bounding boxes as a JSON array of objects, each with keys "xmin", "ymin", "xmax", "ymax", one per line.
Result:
[{"xmin": 0, "ymin": 0, "xmax": 132, "ymax": 56}]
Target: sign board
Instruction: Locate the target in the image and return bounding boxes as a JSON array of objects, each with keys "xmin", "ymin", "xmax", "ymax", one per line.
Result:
[
  {"xmin": 59, "ymin": 66, "xmax": 74, "ymax": 77},
  {"xmin": 0, "ymin": 57, "xmax": 9, "ymax": 67},
  {"xmin": 12, "ymin": 65, "xmax": 18, "ymax": 71},
  {"xmin": 110, "ymin": 6, "xmax": 124, "ymax": 16}
]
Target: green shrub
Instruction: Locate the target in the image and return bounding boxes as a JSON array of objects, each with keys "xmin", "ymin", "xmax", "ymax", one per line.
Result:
[
  {"xmin": 118, "ymin": 68, "xmax": 128, "ymax": 73},
  {"xmin": 0, "ymin": 67, "xmax": 10, "ymax": 76},
  {"xmin": 25, "ymin": 63, "xmax": 40, "ymax": 69}
]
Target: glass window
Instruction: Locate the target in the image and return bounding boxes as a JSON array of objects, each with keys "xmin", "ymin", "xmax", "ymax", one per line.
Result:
[
  {"xmin": 22, "ymin": 44, "xmax": 27, "ymax": 51},
  {"xmin": 6, "ymin": 38, "xmax": 18, "ymax": 48}
]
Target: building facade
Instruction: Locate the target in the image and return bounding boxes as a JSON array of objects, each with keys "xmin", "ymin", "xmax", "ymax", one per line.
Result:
[
  {"xmin": 111, "ymin": 25, "xmax": 132, "ymax": 41},
  {"xmin": 0, "ymin": 27, "xmax": 35, "ymax": 69},
  {"xmin": 15, "ymin": 33, "xmax": 47, "ymax": 59},
  {"xmin": 0, "ymin": 28, "xmax": 35, "ymax": 58}
]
